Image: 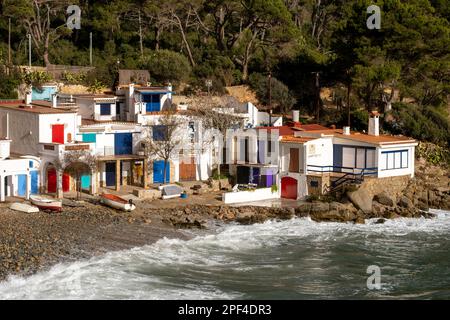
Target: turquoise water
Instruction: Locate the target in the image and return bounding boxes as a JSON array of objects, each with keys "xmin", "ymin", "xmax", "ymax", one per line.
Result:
[{"xmin": 0, "ymin": 210, "xmax": 449, "ymax": 300}]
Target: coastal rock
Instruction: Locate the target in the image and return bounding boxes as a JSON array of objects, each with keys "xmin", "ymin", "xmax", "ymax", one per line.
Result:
[
  {"xmin": 374, "ymin": 192, "xmax": 394, "ymax": 207},
  {"xmin": 398, "ymin": 196, "xmax": 414, "ymax": 209},
  {"xmin": 347, "ymin": 189, "xmax": 372, "ymax": 214},
  {"xmin": 354, "ymin": 216, "xmax": 365, "ymax": 224}
]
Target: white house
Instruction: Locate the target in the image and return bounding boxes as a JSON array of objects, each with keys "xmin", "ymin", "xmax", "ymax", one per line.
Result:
[
  {"xmin": 0, "ymin": 139, "xmax": 41, "ymax": 202},
  {"xmin": 115, "ymin": 84, "xmax": 173, "ymax": 123},
  {"xmin": 216, "ymin": 102, "xmax": 283, "ymax": 128},
  {"xmin": 0, "ymin": 98, "xmax": 98, "ymax": 197},
  {"xmin": 226, "ymin": 111, "xmax": 418, "ymax": 202}
]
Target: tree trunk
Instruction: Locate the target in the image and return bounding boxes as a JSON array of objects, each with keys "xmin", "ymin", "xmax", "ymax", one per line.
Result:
[
  {"xmin": 241, "ymin": 31, "xmax": 258, "ymax": 82},
  {"xmin": 173, "ymin": 14, "xmax": 196, "ymax": 67},
  {"xmin": 43, "ymin": 35, "xmax": 51, "ymax": 67},
  {"xmin": 163, "ymin": 160, "xmax": 167, "ymax": 184},
  {"xmin": 155, "ymin": 27, "xmax": 161, "ymax": 51}
]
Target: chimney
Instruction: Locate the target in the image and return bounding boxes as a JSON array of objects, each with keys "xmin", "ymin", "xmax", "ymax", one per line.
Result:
[
  {"xmin": 292, "ymin": 110, "xmax": 300, "ymax": 123},
  {"xmin": 343, "ymin": 126, "xmax": 351, "ymax": 135},
  {"xmin": 167, "ymin": 83, "xmax": 173, "ymax": 102},
  {"xmin": 368, "ymin": 111, "xmax": 380, "ymax": 136},
  {"xmin": 25, "ymin": 87, "xmax": 32, "ymax": 105},
  {"xmin": 51, "ymin": 94, "xmax": 57, "ymax": 108}
]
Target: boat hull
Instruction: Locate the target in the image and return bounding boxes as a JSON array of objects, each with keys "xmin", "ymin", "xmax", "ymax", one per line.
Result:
[
  {"xmin": 100, "ymin": 194, "xmax": 136, "ymax": 212},
  {"xmin": 30, "ymin": 196, "xmax": 62, "ymax": 212}
]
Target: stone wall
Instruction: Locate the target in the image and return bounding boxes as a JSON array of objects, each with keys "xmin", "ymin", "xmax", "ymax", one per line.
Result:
[
  {"xmin": 307, "ymin": 174, "xmax": 331, "ymax": 196},
  {"xmin": 358, "ymin": 175, "xmax": 411, "ymax": 202}
]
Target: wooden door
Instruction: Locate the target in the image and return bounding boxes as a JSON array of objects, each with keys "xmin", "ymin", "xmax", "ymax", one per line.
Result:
[
  {"xmin": 289, "ymin": 148, "xmax": 300, "ymax": 173},
  {"xmin": 179, "ymin": 157, "xmax": 196, "ymax": 181}
]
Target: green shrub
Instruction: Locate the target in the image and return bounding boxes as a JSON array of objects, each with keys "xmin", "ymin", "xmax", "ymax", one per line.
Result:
[
  {"xmin": 384, "ymin": 103, "xmax": 450, "ymax": 147},
  {"xmin": 248, "ymin": 72, "xmax": 296, "ymax": 114},
  {"xmin": 416, "ymin": 142, "xmax": 450, "ymax": 166},
  {"xmin": 143, "ymin": 50, "xmax": 191, "ymax": 84},
  {"xmin": 271, "ymin": 184, "xmax": 278, "ymax": 193}
]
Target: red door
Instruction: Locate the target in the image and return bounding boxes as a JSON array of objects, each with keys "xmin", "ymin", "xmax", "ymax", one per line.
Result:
[
  {"xmin": 63, "ymin": 173, "xmax": 70, "ymax": 192},
  {"xmin": 47, "ymin": 169, "xmax": 57, "ymax": 193},
  {"xmin": 52, "ymin": 124, "xmax": 65, "ymax": 144},
  {"xmin": 281, "ymin": 177, "xmax": 298, "ymax": 200}
]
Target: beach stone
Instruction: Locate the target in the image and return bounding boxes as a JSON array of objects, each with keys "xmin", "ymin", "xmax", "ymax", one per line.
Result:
[
  {"xmin": 347, "ymin": 189, "xmax": 372, "ymax": 214},
  {"xmin": 236, "ymin": 211, "xmax": 255, "ymax": 224},
  {"xmin": 375, "ymin": 218, "xmax": 386, "ymax": 224},
  {"xmin": 399, "ymin": 196, "xmax": 414, "ymax": 209},
  {"xmin": 374, "ymin": 192, "xmax": 394, "ymax": 207}
]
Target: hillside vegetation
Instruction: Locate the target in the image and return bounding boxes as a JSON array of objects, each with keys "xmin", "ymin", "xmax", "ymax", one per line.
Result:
[{"xmin": 0, "ymin": 0, "xmax": 449, "ymax": 147}]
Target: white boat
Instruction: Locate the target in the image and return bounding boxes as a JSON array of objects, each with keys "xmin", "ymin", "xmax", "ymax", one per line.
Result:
[
  {"xmin": 30, "ymin": 195, "xmax": 63, "ymax": 212},
  {"xmin": 160, "ymin": 184, "xmax": 183, "ymax": 200},
  {"xmin": 100, "ymin": 193, "xmax": 136, "ymax": 212},
  {"xmin": 10, "ymin": 202, "xmax": 39, "ymax": 213}
]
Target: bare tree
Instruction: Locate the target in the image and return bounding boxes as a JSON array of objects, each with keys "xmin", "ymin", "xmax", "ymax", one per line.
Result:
[
  {"xmin": 189, "ymin": 96, "xmax": 244, "ymax": 187},
  {"xmin": 61, "ymin": 150, "xmax": 98, "ymax": 200},
  {"xmin": 142, "ymin": 111, "xmax": 185, "ymax": 185},
  {"xmin": 5, "ymin": 0, "xmax": 73, "ymax": 67}
]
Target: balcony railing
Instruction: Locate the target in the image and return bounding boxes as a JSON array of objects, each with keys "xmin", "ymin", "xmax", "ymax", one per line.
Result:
[
  {"xmin": 307, "ymin": 165, "xmax": 378, "ymax": 177},
  {"xmin": 95, "ymin": 146, "xmax": 115, "ymax": 157}
]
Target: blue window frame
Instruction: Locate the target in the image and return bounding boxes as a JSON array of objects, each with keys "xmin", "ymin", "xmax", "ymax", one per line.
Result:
[
  {"xmin": 100, "ymin": 104, "xmax": 112, "ymax": 115},
  {"xmin": 381, "ymin": 150, "xmax": 408, "ymax": 171},
  {"xmin": 153, "ymin": 125, "xmax": 168, "ymax": 141},
  {"xmin": 144, "ymin": 94, "xmax": 161, "ymax": 112}
]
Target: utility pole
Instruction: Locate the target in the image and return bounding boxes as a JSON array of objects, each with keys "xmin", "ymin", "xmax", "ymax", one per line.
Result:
[
  {"xmin": 8, "ymin": 18, "xmax": 11, "ymax": 65},
  {"xmin": 313, "ymin": 72, "xmax": 320, "ymax": 122},
  {"xmin": 27, "ymin": 34, "xmax": 31, "ymax": 68},
  {"xmin": 139, "ymin": 10, "xmax": 144, "ymax": 59},
  {"xmin": 268, "ymin": 72, "xmax": 272, "ymax": 126},
  {"xmin": 347, "ymin": 70, "xmax": 351, "ymax": 127},
  {"xmin": 89, "ymin": 32, "xmax": 93, "ymax": 66}
]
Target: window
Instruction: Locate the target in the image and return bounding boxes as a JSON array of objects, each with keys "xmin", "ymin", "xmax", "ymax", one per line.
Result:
[
  {"xmin": 153, "ymin": 125, "xmax": 168, "ymax": 141},
  {"xmin": 381, "ymin": 150, "xmax": 409, "ymax": 170},
  {"xmin": 144, "ymin": 94, "xmax": 161, "ymax": 112},
  {"xmin": 100, "ymin": 104, "xmax": 111, "ymax": 115}
]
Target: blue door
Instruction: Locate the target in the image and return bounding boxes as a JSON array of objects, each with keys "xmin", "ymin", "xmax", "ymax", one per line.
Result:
[
  {"xmin": 18, "ymin": 175, "xmax": 27, "ymax": 197},
  {"xmin": 30, "ymin": 171, "xmax": 39, "ymax": 195},
  {"xmin": 153, "ymin": 161, "xmax": 170, "ymax": 184},
  {"xmin": 105, "ymin": 163, "xmax": 116, "ymax": 187},
  {"xmin": 114, "ymin": 133, "xmax": 133, "ymax": 155},
  {"xmin": 81, "ymin": 175, "xmax": 91, "ymax": 190}
]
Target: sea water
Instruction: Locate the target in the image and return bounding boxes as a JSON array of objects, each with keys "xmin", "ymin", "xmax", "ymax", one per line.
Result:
[{"xmin": 0, "ymin": 210, "xmax": 449, "ymax": 300}]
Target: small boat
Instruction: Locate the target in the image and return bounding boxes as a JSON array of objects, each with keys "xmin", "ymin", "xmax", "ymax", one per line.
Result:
[
  {"xmin": 10, "ymin": 202, "xmax": 39, "ymax": 213},
  {"xmin": 160, "ymin": 184, "xmax": 183, "ymax": 200},
  {"xmin": 100, "ymin": 193, "xmax": 136, "ymax": 212},
  {"xmin": 30, "ymin": 195, "xmax": 63, "ymax": 212}
]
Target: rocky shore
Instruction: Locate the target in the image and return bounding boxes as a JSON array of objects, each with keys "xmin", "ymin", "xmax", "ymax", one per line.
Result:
[{"xmin": 0, "ymin": 162, "xmax": 448, "ymax": 283}]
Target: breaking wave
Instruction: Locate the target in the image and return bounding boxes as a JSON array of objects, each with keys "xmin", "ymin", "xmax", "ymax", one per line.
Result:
[{"xmin": 0, "ymin": 210, "xmax": 449, "ymax": 300}]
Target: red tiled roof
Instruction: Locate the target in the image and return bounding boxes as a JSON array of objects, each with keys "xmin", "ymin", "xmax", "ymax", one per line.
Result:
[
  {"xmin": 256, "ymin": 126, "xmax": 296, "ymax": 136},
  {"xmin": 297, "ymin": 128, "xmax": 417, "ymax": 146},
  {"xmin": 281, "ymin": 136, "xmax": 317, "ymax": 144},
  {"xmin": 0, "ymin": 103, "xmax": 76, "ymax": 114}
]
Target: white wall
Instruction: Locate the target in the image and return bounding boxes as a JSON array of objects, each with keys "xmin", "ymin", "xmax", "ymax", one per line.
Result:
[
  {"xmin": 0, "ymin": 108, "xmax": 40, "ymax": 155},
  {"xmin": 222, "ymin": 187, "xmax": 280, "ymax": 204},
  {"xmin": 305, "ymin": 138, "xmax": 333, "ymax": 171},
  {"xmin": 377, "ymin": 145, "xmax": 416, "ymax": 178},
  {"xmin": 39, "ymin": 113, "xmax": 78, "ymax": 145}
]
